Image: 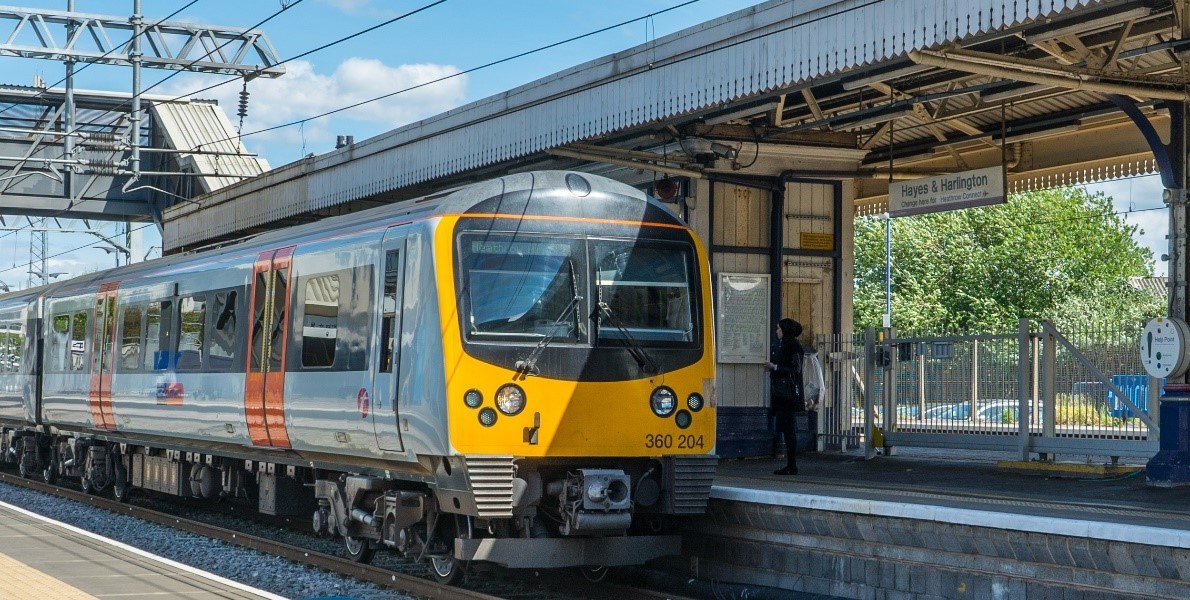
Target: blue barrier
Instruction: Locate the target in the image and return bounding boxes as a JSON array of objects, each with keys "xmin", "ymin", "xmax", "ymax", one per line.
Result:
[{"xmin": 1107, "ymin": 375, "xmax": 1151, "ymax": 418}]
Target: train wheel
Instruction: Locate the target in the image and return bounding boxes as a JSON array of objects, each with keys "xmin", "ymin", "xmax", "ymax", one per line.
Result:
[
  {"xmin": 80, "ymin": 476, "xmax": 93, "ymax": 495},
  {"xmin": 112, "ymin": 462, "xmax": 130, "ymax": 503},
  {"xmin": 344, "ymin": 536, "xmax": 374, "ymax": 564},
  {"xmin": 42, "ymin": 448, "xmax": 58, "ymax": 484},
  {"xmin": 17, "ymin": 456, "xmax": 32, "ymax": 479},
  {"xmin": 429, "ymin": 555, "xmax": 462, "ymax": 585},
  {"xmin": 579, "ymin": 566, "xmax": 610, "ymax": 582}
]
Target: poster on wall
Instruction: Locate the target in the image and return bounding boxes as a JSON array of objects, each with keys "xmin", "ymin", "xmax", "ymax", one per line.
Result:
[{"xmin": 716, "ymin": 273, "xmax": 770, "ymax": 363}]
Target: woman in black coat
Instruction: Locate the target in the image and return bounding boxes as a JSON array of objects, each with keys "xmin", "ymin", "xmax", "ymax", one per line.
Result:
[{"xmin": 765, "ymin": 318, "xmax": 804, "ymax": 475}]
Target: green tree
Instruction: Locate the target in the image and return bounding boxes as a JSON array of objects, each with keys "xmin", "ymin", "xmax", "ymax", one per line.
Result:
[{"xmin": 854, "ymin": 187, "xmax": 1164, "ymax": 332}]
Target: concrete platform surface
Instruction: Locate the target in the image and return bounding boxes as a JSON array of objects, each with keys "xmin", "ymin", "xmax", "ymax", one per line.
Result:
[
  {"xmin": 715, "ymin": 448, "xmax": 1190, "ymax": 535},
  {"xmin": 0, "ymin": 500, "xmax": 287, "ymax": 600}
]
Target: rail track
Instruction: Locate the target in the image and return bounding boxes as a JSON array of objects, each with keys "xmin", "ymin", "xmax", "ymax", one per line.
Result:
[{"xmin": 0, "ymin": 470, "xmax": 699, "ymax": 600}]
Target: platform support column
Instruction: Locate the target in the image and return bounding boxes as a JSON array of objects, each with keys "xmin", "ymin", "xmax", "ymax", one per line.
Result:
[{"xmin": 1147, "ymin": 36, "xmax": 1190, "ymax": 482}]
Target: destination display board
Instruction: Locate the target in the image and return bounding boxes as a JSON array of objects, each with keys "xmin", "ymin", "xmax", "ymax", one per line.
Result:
[
  {"xmin": 716, "ymin": 273, "xmax": 770, "ymax": 363},
  {"xmin": 888, "ymin": 166, "xmax": 1006, "ymax": 217}
]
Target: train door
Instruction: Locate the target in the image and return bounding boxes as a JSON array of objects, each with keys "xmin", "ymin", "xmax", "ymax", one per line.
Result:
[
  {"xmin": 372, "ymin": 230, "xmax": 405, "ymax": 451},
  {"xmin": 88, "ymin": 282, "xmax": 119, "ymax": 430},
  {"xmin": 245, "ymin": 247, "xmax": 294, "ymax": 448}
]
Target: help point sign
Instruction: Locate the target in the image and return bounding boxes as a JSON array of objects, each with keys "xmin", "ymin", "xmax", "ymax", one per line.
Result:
[{"xmin": 888, "ymin": 166, "xmax": 1006, "ymax": 217}]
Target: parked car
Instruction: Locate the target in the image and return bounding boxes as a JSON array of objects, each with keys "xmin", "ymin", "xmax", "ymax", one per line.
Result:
[
  {"xmin": 924, "ymin": 403, "xmax": 970, "ymax": 421},
  {"xmin": 974, "ymin": 399, "xmax": 1047, "ymax": 424}
]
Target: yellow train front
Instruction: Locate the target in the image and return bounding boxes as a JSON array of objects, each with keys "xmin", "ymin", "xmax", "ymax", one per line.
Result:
[{"xmin": 431, "ymin": 171, "xmax": 716, "ymax": 576}]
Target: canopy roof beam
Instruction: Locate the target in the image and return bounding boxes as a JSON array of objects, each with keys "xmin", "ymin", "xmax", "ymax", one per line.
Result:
[{"xmin": 0, "ymin": 5, "xmax": 283, "ymax": 77}]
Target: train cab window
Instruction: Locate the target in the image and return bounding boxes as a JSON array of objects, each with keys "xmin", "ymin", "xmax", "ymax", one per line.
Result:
[
  {"xmin": 70, "ymin": 312, "xmax": 88, "ymax": 371},
  {"xmin": 380, "ymin": 251, "xmax": 399, "ymax": 373},
  {"xmin": 459, "ymin": 235, "xmax": 583, "ymax": 341},
  {"xmin": 145, "ymin": 301, "xmax": 173, "ymax": 371},
  {"xmin": 591, "ymin": 240, "xmax": 696, "ymax": 345},
  {"xmin": 120, "ymin": 306, "xmax": 143, "ymax": 371},
  {"xmin": 177, "ymin": 296, "xmax": 207, "ymax": 371},
  {"xmin": 209, "ymin": 291, "xmax": 238, "ymax": 369},
  {"xmin": 301, "ymin": 274, "xmax": 339, "ymax": 368}
]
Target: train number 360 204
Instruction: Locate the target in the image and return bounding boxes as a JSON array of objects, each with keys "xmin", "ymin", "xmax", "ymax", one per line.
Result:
[{"xmin": 644, "ymin": 434, "xmax": 704, "ymax": 449}]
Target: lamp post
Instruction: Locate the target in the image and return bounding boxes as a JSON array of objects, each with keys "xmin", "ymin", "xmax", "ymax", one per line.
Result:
[
  {"xmin": 27, "ymin": 270, "xmax": 65, "ymax": 287},
  {"xmin": 94, "ymin": 242, "xmax": 131, "ymax": 268}
]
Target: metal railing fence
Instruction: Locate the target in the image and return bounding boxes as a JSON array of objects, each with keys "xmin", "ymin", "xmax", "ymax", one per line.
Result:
[{"xmin": 815, "ymin": 319, "xmax": 1158, "ymax": 460}]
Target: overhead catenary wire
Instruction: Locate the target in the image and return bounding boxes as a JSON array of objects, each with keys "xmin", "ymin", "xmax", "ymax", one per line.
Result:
[
  {"xmin": 0, "ymin": 0, "xmax": 306, "ymax": 249},
  {"xmin": 206, "ymin": 0, "xmax": 709, "ymax": 142},
  {"xmin": 0, "ymin": 0, "xmax": 204, "ymax": 122},
  {"xmin": 0, "ymin": 0, "xmax": 1169, "ymax": 277},
  {"xmin": 0, "ymin": 189, "xmax": 1168, "ymax": 287},
  {"xmin": 0, "ymin": 0, "xmax": 687, "ymax": 250}
]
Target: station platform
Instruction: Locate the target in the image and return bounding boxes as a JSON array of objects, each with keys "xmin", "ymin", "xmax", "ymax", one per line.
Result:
[
  {"xmin": 674, "ymin": 449, "xmax": 1190, "ymax": 600},
  {"xmin": 0, "ymin": 501, "xmax": 285, "ymax": 600}
]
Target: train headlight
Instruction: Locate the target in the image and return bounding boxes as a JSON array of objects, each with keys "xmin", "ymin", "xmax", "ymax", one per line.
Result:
[
  {"xmin": 464, "ymin": 389, "xmax": 483, "ymax": 409},
  {"xmin": 495, "ymin": 384, "xmax": 526, "ymax": 416},
  {"xmin": 687, "ymin": 393, "xmax": 704, "ymax": 412},
  {"xmin": 650, "ymin": 386, "xmax": 676, "ymax": 417}
]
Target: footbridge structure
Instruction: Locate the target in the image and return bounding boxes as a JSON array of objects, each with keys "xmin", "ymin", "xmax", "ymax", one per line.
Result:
[{"xmin": 161, "ymin": 0, "xmax": 1190, "ymax": 483}]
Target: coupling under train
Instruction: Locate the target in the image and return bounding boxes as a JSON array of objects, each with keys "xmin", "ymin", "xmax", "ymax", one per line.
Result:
[{"xmin": 0, "ymin": 171, "xmax": 717, "ymax": 582}]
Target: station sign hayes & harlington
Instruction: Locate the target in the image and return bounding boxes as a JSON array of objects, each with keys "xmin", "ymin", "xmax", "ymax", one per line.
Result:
[{"xmin": 888, "ymin": 165, "xmax": 1006, "ymax": 218}]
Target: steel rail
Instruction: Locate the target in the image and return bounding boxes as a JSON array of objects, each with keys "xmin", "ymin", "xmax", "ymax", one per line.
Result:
[
  {"xmin": 0, "ymin": 470, "xmax": 706, "ymax": 600},
  {"xmin": 0, "ymin": 471, "xmax": 502, "ymax": 600}
]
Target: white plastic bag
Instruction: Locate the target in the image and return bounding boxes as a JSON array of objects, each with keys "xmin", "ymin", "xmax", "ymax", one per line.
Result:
[{"xmin": 803, "ymin": 351, "xmax": 824, "ymax": 411}]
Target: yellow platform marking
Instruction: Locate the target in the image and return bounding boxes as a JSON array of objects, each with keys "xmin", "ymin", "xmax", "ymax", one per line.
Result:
[
  {"xmin": 0, "ymin": 551, "xmax": 99, "ymax": 600},
  {"xmin": 997, "ymin": 460, "xmax": 1144, "ymax": 478}
]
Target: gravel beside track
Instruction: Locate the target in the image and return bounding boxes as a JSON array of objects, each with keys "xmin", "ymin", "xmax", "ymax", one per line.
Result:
[{"xmin": 0, "ymin": 481, "xmax": 416, "ymax": 600}]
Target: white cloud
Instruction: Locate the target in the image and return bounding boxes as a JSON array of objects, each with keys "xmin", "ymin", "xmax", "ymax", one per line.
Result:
[
  {"xmin": 318, "ymin": 0, "xmax": 398, "ymax": 18},
  {"xmin": 157, "ymin": 58, "xmax": 467, "ymax": 161}
]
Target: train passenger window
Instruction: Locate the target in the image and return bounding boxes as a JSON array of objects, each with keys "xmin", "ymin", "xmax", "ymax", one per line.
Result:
[
  {"xmin": 380, "ymin": 251, "xmax": 399, "ymax": 373},
  {"xmin": 145, "ymin": 301, "xmax": 173, "ymax": 371},
  {"xmin": 271, "ymin": 269, "xmax": 289, "ymax": 371},
  {"xmin": 70, "ymin": 312, "xmax": 88, "ymax": 371},
  {"xmin": 209, "ymin": 291, "xmax": 237, "ymax": 369},
  {"xmin": 0, "ymin": 324, "xmax": 9, "ymax": 373},
  {"xmin": 251, "ymin": 271, "xmax": 267, "ymax": 372},
  {"xmin": 120, "ymin": 306, "xmax": 143, "ymax": 371},
  {"xmin": 591, "ymin": 240, "xmax": 697, "ymax": 345},
  {"xmin": 6, "ymin": 322, "xmax": 22, "ymax": 373},
  {"xmin": 177, "ymin": 296, "xmax": 206, "ymax": 371},
  {"xmin": 49, "ymin": 314, "xmax": 70, "ymax": 371},
  {"xmin": 301, "ymin": 274, "xmax": 339, "ymax": 368}
]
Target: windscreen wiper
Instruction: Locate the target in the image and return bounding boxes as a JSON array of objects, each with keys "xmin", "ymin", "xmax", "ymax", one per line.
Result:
[
  {"xmin": 515, "ymin": 259, "xmax": 582, "ymax": 377},
  {"xmin": 591, "ymin": 301, "xmax": 660, "ymax": 375}
]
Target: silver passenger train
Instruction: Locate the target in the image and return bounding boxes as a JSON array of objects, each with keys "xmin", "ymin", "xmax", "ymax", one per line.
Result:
[{"xmin": 0, "ymin": 171, "xmax": 718, "ymax": 582}]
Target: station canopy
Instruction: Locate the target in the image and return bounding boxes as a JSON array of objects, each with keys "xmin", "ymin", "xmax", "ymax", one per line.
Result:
[{"xmin": 164, "ymin": 0, "xmax": 1183, "ymax": 249}]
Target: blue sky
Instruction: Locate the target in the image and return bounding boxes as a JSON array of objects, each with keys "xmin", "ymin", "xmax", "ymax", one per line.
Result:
[
  {"xmin": 0, "ymin": 1, "xmax": 1172, "ymax": 287},
  {"xmin": 0, "ymin": 0, "xmax": 757, "ymax": 286}
]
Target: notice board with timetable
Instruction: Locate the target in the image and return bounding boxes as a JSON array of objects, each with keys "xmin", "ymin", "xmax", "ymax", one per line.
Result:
[{"xmin": 716, "ymin": 273, "xmax": 770, "ymax": 363}]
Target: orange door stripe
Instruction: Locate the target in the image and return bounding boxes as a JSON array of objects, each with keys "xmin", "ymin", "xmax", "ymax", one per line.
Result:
[
  {"xmin": 245, "ymin": 251, "xmax": 273, "ymax": 446},
  {"xmin": 266, "ymin": 247, "xmax": 293, "ymax": 448},
  {"xmin": 88, "ymin": 283, "xmax": 119, "ymax": 431},
  {"xmin": 243, "ymin": 247, "xmax": 294, "ymax": 449}
]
